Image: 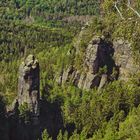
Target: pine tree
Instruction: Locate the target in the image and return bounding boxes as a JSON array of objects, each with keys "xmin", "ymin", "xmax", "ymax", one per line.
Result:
[{"xmin": 42, "ymin": 129, "xmax": 52, "ymax": 140}]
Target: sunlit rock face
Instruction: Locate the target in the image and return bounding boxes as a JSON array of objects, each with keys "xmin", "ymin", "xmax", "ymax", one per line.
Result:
[
  {"xmin": 58, "ymin": 36, "xmax": 117, "ymax": 90},
  {"xmin": 58, "ymin": 37, "xmax": 139, "ymax": 90},
  {"xmin": 18, "ymin": 54, "xmax": 40, "ymax": 118},
  {"xmin": 113, "ymin": 39, "xmax": 139, "ymax": 81}
]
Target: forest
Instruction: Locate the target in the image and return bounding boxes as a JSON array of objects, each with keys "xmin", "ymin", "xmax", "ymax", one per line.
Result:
[{"xmin": 0, "ymin": 0, "xmax": 140, "ymax": 140}]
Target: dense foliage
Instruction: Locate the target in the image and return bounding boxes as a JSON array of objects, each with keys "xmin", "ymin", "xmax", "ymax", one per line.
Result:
[{"xmin": 0, "ymin": 0, "xmax": 100, "ymax": 22}]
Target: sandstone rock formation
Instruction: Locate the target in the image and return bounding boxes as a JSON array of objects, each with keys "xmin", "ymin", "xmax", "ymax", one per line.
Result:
[
  {"xmin": 58, "ymin": 36, "xmax": 115, "ymax": 90},
  {"xmin": 18, "ymin": 55, "xmax": 40, "ymax": 119},
  {"xmin": 113, "ymin": 39, "xmax": 139, "ymax": 81},
  {"xmin": 57, "ymin": 36, "xmax": 139, "ymax": 90}
]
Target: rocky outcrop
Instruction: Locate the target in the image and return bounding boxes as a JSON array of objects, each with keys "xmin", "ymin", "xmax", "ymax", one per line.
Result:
[
  {"xmin": 5, "ymin": 55, "xmax": 41, "ymax": 140},
  {"xmin": 113, "ymin": 39, "xmax": 139, "ymax": 81},
  {"xmin": 18, "ymin": 55, "xmax": 40, "ymax": 120},
  {"xmin": 58, "ymin": 36, "xmax": 116, "ymax": 90},
  {"xmin": 58, "ymin": 37, "xmax": 139, "ymax": 90}
]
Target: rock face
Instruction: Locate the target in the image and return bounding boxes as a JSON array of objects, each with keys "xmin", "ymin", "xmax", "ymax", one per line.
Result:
[
  {"xmin": 113, "ymin": 39, "xmax": 139, "ymax": 81},
  {"xmin": 18, "ymin": 55, "xmax": 40, "ymax": 119},
  {"xmin": 58, "ymin": 37, "xmax": 117, "ymax": 90},
  {"xmin": 79, "ymin": 36, "xmax": 117, "ymax": 90},
  {"xmin": 58, "ymin": 37, "xmax": 139, "ymax": 90}
]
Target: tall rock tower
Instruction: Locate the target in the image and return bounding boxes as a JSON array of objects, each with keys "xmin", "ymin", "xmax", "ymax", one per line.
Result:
[{"xmin": 18, "ymin": 54, "xmax": 40, "ymax": 123}]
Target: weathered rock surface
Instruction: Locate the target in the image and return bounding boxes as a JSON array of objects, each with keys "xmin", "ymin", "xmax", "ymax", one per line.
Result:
[
  {"xmin": 18, "ymin": 54, "xmax": 40, "ymax": 118},
  {"xmin": 113, "ymin": 39, "xmax": 139, "ymax": 81},
  {"xmin": 58, "ymin": 37, "xmax": 115, "ymax": 90},
  {"xmin": 58, "ymin": 37, "xmax": 139, "ymax": 90},
  {"xmin": 5, "ymin": 55, "xmax": 41, "ymax": 140}
]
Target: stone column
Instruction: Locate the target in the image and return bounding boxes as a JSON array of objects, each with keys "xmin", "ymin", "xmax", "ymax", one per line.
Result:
[{"xmin": 18, "ymin": 55, "xmax": 40, "ymax": 119}]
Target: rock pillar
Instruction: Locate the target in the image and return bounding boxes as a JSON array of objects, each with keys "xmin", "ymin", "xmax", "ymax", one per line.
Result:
[{"xmin": 18, "ymin": 55, "xmax": 40, "ymax": 120}]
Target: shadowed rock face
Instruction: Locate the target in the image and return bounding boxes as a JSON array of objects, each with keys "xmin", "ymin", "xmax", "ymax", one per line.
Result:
[
  {"xmin": 58, "ymin": 37, "xmax": 117, "ymax": 90},
  {"xmin": 58, "ymin": 37, "xmax": 139, "ymax": 90},
  {"xmin": 18, "ymin": 55, "xmax": 40, "ymax": 117},
  {"xmin": 7, "ymin": 55, "xmax": 65, "ymax": 140}
]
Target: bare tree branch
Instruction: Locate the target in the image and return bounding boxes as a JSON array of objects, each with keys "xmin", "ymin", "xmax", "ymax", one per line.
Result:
[
  {"xmin": 127, "ymin": 0, "xmax": 131, "ymax": 5},
  {"xmin": 127, "ymin": 2, "xmax": 140, "ymax": 18},
  {"xmin": 114, "ymin": 2, "xmax": 125, "ymax": 20}
]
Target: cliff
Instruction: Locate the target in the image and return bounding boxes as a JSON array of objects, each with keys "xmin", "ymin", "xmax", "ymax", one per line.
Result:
[
  {"xmin": 57, "ymin": 36, "xmax": 139, "ymax": 90},
  {"xmin": 18, "ymin": 54, "xmax": 40, "ymax": 119}
]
